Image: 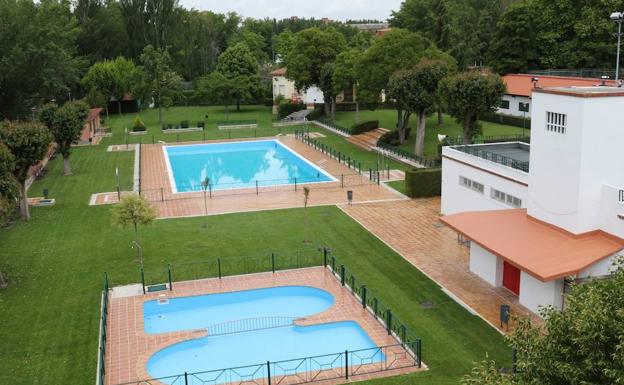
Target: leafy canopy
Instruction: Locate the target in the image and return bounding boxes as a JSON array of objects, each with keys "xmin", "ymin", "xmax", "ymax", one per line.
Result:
[
  {"xmin": 39, "ymin": 100, "xmax": 90, "ymax": 158},
  {"xmin": 0, "ymin": 121, "xmax": 53, "ymax": 184},
  {"xmin": 111, "ymin": 194, "xmax": 157, "ymax": 234}
]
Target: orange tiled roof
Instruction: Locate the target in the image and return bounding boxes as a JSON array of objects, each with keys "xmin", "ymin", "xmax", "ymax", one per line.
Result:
[
  {"xmin": 270, "ymin": 67, "xmax": 287, "ymax": 76},
  {"xmin": 503, "ymin": 74, "xmax": 616, "ymax": 97},
  {"xmin": 85, "ymin": 107, "xmax": 103, "ymax": 122},
  {"xmin": 440, "ymin": 209, "xmax": 624, "ymax": 281}
]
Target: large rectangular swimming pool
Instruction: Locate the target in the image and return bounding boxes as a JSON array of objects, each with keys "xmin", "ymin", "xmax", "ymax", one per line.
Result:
[{"xmin": 163, "ymin": 140, "xmax": 335, "ymax": 193}]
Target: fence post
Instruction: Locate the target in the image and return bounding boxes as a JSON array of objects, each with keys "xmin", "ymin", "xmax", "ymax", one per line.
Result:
[
  {"xmin": 184, "ymin": 371, "xmax": 188, "ymax": 385},
  {"xmin": 256, "ymin": 180, "xmax": 259, "ymax": 195},
  {"xmin": 167, "ymin": 264, "xmax": 173, "ymax": 291},
  {"xmin": 373, "ymin": 297, "xmax": 378, "ymax": 318},
  {"xmin": 386, "ymin": 310, "xmax": 392, "ymax": 335},
  {"xmin": 400, "ymin": 324, "xmax": 406, "ymax": 345},
  {"xmin": 345, "ymin": 350, "xmax": 349, "ymax": 379},
  {"xmin": 271, "ymin": 252, "xmax": 275, "ymax": 273},
  {"xmin": 361, "ymin": 285, "xmax": 367, "ymax": 308},
  {"xmin": 323, "ymin": 248, "xmax": 328, "ymax": 267},
  {"xmin": 160, "ymin": 187, "xmax": 164, "ymax": 202},
  {"xmin": 267, "ymin": 361, "xmax": 272, "ymax": 385},
  {"xmin": 331, "ymin": 256, "xmax": 336, "ymax": 272},
  {"xmin": 140, "ymin": 267, "xmax": 145, "ymax": 294},
  {"xmin": 369, "ymin": 168, "xmax": 372, "ymax": 180},
  {"xmin": 294, "ymin": 177, "xmax": 297, "ymax": 191},
  {"xmin": 341, "ymin": 174, "xmax": 344, "ymax": 188},
  {"xmin": 340, "ymin": 265, "xmax": 345, "ymax": 286},
  {"xmin": 217, "ymin": 258, "xmax": 222, "ymax": 279},
  {"xmin": 417, "ymin": 339, "xmax": 422, "ymax": 368}
]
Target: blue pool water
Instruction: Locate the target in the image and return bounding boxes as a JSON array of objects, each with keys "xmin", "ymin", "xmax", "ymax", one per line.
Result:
[
  {"xmin": 163, "ymin": 140, "xmax": 335, "ymax": 192},
  {"xmin": 144, "ymin": 286, "xmax": 383, "ymax": 382},
  {"xmin": 144, "ymin": 286, "xmax": 334, "ymax": 334}
]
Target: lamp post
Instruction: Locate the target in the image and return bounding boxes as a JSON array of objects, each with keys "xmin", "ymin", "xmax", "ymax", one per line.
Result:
[
  {"xmin": 115, "ymin": 166, "xmax": 120, "ymax": 201},
  {"xmin": 611, "ymin": 12, "xmax": 624, "ymax": 81}
]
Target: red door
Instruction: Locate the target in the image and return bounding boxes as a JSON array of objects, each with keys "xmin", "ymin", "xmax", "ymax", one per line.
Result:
[{"xmin": 503, "ymin": 261, "xmax": 521, "ymax": 296}]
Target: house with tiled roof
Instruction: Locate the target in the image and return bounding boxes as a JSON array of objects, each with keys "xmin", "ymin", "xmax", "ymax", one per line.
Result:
[
  {"xmin": 270, "ymin": 67, "xmax": 354, "ymax": 109},
  {"xmin": 497, "ymin": 74, "xmax": 616, "ymax": 117},
  {"xmin": 440, "ymin": 86, "xmax": 624, "ymax": 315}
]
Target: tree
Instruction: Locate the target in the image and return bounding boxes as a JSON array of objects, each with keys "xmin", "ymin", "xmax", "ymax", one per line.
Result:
[
  {"xmin": 0, "ymin": 121, "xmax": 53, "ymax": 220},
  {"xmin": 0, "ymin": 143, "xmax": 17, "ymax": 227},
  {"xmin": 333, "ymin": 48, "xmax": 363, "ymax": 122},
  {"xmin": 229, "ymin": 30, "xmax": 269, "ymax": 62},
  {"xmin": 439, "ymin": 70, "xmax": 505, "ymax": 143},
  {"xmin": 195, "ymin": 72, "xmax": 237, "ymax": 118},
  {"xmin": 273, "ymin": 29, "xmax": 296, "ymax": 62},
  {"xmin": 285, "ymin": 28, "xmax": 346, "ymax": 115},
  {"xmin": 463, "ymin": 259, "xmax": 624, "ymax": 385},
  {"xmin": 318, "ymin": 63, "xmax": 338, "ymax": 118},
  {"xmin": 39, "ymin": 100, "xmax": 90, "ymax": 175},
  {"xmin": 388, "ymin": 60, "xmax": 450, "ymax": 156},
  {"xmin": 140, "ymin": 45, "xmax": 182, "ymax": 124},
  {"xmin": 214, "ymin": 43, "xmax": 260, "ymax": 111},
  {"xmin": 356, "ymin": 28, "xmax": 446, "ymax": 143},
  {"xmin": 111, "ymin": 194, "xmax": 157, "ymax": 243}
]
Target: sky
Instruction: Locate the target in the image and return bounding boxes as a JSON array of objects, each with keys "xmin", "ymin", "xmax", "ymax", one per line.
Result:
[{"xmin": 179, "ymin": 0, "xmax": 403, "ymax": 21}]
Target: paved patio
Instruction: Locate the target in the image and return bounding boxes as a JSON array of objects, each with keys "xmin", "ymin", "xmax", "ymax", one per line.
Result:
[
  {"xmin": 139, "ymin": 136, "xmax": 404, "ymax": 218},
  {"xmin": 339, "ymin": 198, "xmax": 542, "ymax": 332},
  {"xmin": 105, "ymin": 267, "xmax": 423, "ymax": 385}
]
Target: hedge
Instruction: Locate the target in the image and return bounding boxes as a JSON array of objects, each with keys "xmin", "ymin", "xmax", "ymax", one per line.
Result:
[
  {"xmin": 351, "ymin": 120, "xmax": 379, "ymax": 135},
  {"xmin": 377, "ymin": 127, "xmax": 412, "ymax": 146},
  {"xmin": 278, "ymin": 102, "xmax": 306, "ymax": 118},
  {"xmin": 405, "ymin": 168, "xmax": 441, "ymax": 198},
  {"xmin": 307, "ymin": 107, "xmax": 324, "ymax": 121},
  {"xmin": 132, "ymin": 117, "xmax": 147, "ymax": 132},
  {"xmin": 481, "ymin": 112, "xmax": 531, "ymax": 129}
]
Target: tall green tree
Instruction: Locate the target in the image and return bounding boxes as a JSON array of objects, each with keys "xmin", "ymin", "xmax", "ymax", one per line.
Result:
[
  {"xmin": 0, "ymin": 0, "xmax": 83, "ymax": 119},
  {"xmin": 0, "ymin": 143, "xmax": 17, "ymax": 228},
  {"xmin": 388, "ymin": 60, "xmax": 450, "ymax": 156},
  {"xmin": 0, "ymin": 121, "xmax": 53, "ymax": 219},
  {"xmin": 273, "ymin": 29, "xmax": 296, "ymax": 63},
  {"xmin": 356, "ymin": 28, "xmax": 446, "ymax": 143},
  {"xmin": 333, "ymin": 48, "xmax": 363, "ymax": 122},
  {"xmin": 39, "ymin": 100, "xmax": 90, "ymax": 176},
  {"xmin": 229, "ymin": 30, "xmax": 269, "ymax": 62},
  {"xmin": 214, "ymin": 43, "xmax": 260, "ymax": 111},
  {"xmin": 195, "ymin": 72, "xmax": 238, "ymax": 118},
  {"xmin": 439, "ymin": 70, "xmax": 506, "ymax": 143},
  {"xmin": 463, "ymin": 259, "xmax": 624, "ymax": 385},
  {"xmin": 140, "ymin": 45, "xmax": 182, "ymax": 124},
  {"xmin": 285, "ymin": 28, "xmax": 346, "ymax": 115}
]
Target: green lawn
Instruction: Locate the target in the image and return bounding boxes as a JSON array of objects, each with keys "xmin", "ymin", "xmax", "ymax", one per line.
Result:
[
  {"xmin": 0, "ymin": 107, "xmax": 511, "ymax": 385},
  {"xmin": 332, "ymin": 109, "xmax": 525, "ymax": 158},
  {"xmin": 386, "ymin": 180, "xmax": 407, "ymax": 195}
]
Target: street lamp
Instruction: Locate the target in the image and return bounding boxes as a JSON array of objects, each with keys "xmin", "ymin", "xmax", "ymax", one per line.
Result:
[{"xmin": 610, "ymin": 12, "xmax": 624, "ymax": 81}]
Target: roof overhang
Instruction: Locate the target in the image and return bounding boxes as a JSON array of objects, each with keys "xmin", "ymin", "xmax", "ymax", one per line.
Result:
[{"xmin": 440, "ymin": 209, "xmax": 624, "ymax": 282}]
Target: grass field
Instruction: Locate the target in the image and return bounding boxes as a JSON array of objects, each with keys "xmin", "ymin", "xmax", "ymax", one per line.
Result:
[
  {"xmin": 332, "ymin": 109, "xmax": 525, "ymax": 158},
  {"xmin": 0, "ymin": 106, "xmax": 511, "ymax": 385}
]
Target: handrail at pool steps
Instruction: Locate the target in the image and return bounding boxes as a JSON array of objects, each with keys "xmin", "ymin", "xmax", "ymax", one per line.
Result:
[
  {"xmin": 294, "ymin": 129, "xmax": 381, "ymax": 184},
  {"xmin": 96, "ymin": 272, "xmax": 109, "ymax": 385},
  {"xmin": 324, "ymin": 251, "xmax": 422, "ymax": 368}
]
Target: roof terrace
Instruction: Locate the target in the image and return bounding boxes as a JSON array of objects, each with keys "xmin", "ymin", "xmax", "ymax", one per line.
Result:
[{"xmin": 451, "ymin": 142, "xmax": 530, "ymax": 173}]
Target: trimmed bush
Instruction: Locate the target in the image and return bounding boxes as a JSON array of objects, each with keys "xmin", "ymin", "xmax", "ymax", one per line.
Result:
[
  {"xmin": 278, "ymin": 101, "xmax": 306, "ymax": 118},
  {"xmin": 377, "ymin": 127, "xmax": 412, "ymax": 146},
  {"xmin": 405, "ymin": 168, "xmax": 441, "ymax": 198},
  {"xmin": 351, "ymin": 120, "xmax": 379, "ymax": 135},
  {"xmin": 306, "ymin": 107, "xmax": 324, "ymax": 121},
  {"xmin": 180, "ymin": 120, "xmax": 189, "ymax": 128},
  {"xmin": 481, "ymin": 112, "xmax": 531, "ymax": 129},
  {"xmin": 132, "ymin": 117, "xmax": 146, "ymax": 132},
  {"xmin": 197, "ymin": 121, "xmax": 205, "ymax": 129}
]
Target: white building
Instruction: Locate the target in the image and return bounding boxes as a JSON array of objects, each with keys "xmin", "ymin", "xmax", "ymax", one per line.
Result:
[
  {"xmin": 441, "ymin": 86, "xmax": 624, "ymax": 315},
  {"xmin": 270, "ymin": 68, "xmax": 324, "ymax": 106},
  {"xmin": 497, "ymin": 74, "xmax": 615, "ymax": 118}
]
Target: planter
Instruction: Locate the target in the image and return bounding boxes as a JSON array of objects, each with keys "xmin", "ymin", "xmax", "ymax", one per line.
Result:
[{"xmin": 129, "ymin": 130, "xmax": 147, "ymax": 136}]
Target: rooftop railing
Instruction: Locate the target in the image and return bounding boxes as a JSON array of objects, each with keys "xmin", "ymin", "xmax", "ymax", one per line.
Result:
[{"xmin": 452, "ymin": 145, "xmax": 530, "ymax": 172}]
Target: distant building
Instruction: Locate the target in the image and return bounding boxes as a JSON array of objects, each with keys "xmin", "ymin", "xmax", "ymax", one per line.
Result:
[
  {"xmin": 270, "ymin": 67, "xmax": 354, "ymax": 108},
  {"xmin": 349, "ymin": 22, "xmax": 391, "ymax": 36},
  {"xmin": 498, "ymin": 74, "xmax": 616, "ymax": 118},
  {"xmin": 441, "ymin": 86, "xmax": 624, "ymax": 315},
  {"xmin": 80, "ymin": 108, "xmax": 103, "ymax": 144}
]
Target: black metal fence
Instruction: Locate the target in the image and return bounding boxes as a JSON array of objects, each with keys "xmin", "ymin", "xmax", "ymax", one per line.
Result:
[
  {"xmin": 443, "ymin": 134, "xmax": 530, "ymax": 146},
  {"xmin": 97, "ymin": 273, "xmax": 109, "ymax": 385},
  {"xmin": 452, "ymin": 145, "xmax": 530, "ymax": 172},
  {"xmin": 111, "ymin": 248, "xmax": 422, "ymax": 385},
  {"xmin": 376, "ymin": 141, "xmax": 441, "ymax": 168},
  {"xmin": 313, "ymin": 118, "xmax": 353, "ymax": 136}
]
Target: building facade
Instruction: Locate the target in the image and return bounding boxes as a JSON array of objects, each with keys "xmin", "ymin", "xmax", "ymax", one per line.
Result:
[{"xmin": 441, "ymin": 86, "xmax": 624, "ymax": 315}]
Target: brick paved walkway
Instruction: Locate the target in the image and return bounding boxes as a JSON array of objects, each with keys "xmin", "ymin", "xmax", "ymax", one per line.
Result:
[
  {"xmin": 139, "ymin": 136, "xmax": 404, "ymax": 218},
  {"xmin": 106, "ymin": 267, "xmax": 422, "ymax": 385},
  {"xmin": 339, "ymin": 198, "xmax": 541, "ymax": 332}
]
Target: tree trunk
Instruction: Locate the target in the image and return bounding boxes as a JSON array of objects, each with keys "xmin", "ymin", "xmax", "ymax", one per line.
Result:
[
  {"xmin": 355, "ymin": 102, "xmax": 360, "ymax": 124},
  {"xmin": 19, "ymin": 181, "xmax": 30, "ymax": 220},
  {"xmin": 105, "ymin": 106, "xmax": 110, "ymax": 125},
  {"xmin": 401, "ymin": 112, "xmax": 411, "ymax": 144},
  {"xmin": 463, "ymin": 115, "xmax": 474, "ymax": 144},
  {"xmin": 437, "ymin": 108, "xmax": 443, "ymax": 125},
  {"xmin": 396, "ymin": 109, "xmax": 404, "ymax": 143},
  {"xmin": 331, "ymin": 98, "xmax": 336, "ymax": 118},
  {"xmin": 63, "ymin": 154, "xmax": 72, "ymax": 176},
  {"xmin": 415, "ymin": 111, "xmax": 426, "ymax": 157},
  {"xmin": 157, "ymin": 93, "xmax": 163, "ymax": 125},
  {"xmin": 324, "ymin": 99, "xmax": 331, "ymax": 115},
  {"xmin": 0, "ymin": 269, "xmax": 7, "ymax": 288}
]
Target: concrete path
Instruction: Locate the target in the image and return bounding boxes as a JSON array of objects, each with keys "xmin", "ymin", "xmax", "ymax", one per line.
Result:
[{"xmin": 339, "ymin": 197, "xmax": 541, "ymax": 333}]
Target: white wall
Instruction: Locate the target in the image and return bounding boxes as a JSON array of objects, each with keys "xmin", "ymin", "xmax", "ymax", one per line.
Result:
[
  {"xmin": 303, "ymin": 86, "xmax": 324, "ymax": 104},
  {"xmin": 441, "ymin": 147, "xmax": 528, "ymax": 215},
  {"xmin": 579, "ymin": 253, "xmax": 621, "ymax": 278},
  {"xmin": 528, "ymin": 91, "xmax": 624, "ymax": 235},
  {"xmin": 600, "ymin": 184, "xmax": 624, "ymax": 239},
  {"xmin": 469, "ymin": 243, "xmax": 503, "ymax": 286},
  {"xmin": 497, "ymin": 95, "xmax": 531, "ymax": 117},
  {"xmin": 519, "ymin": 271, "xmax": 564, "ymax": 314}
]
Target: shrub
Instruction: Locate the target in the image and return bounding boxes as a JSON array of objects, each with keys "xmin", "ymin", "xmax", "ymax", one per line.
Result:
[
  {"xmin": 481, "ymin": 112, "xmax": 531, "ymax": 129},
  {"xmin": 180, "ymin": 120, "xmax": 189, "ymax": 128},
  {"xmin": 197, "ymin": 121, "xmax": 205, "ymax": 129},
  {"xmin": 306, "ymin": 108, "xmax": 324, "ymax": 121},
  {"xmin": 377, "ymin": 127, "xmax": 412, "ymax": 146},
  {"xmin": 132, "ymin": 117, "xmax": 146, "ymax": 132},
  {"xmin": 278, "ymin": 101, "xmax": 306, "ymax": 118},
  {"xmin": 405, "ymin": 168, "xmax": 441, "ymax": 198},
  {"xmin": 351, "ymin": 120, "xmax": 379, "ymax": 135}
]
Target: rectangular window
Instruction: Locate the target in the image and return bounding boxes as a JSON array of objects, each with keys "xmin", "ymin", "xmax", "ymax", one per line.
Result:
[
  {"xmin": 519, "ymin": 102, "xmax": 530, "ymax": 112},
  {"xmin": 491, "ymin": 188, "xmax": 522, "ymax": 208},
  {"xmin": 500, "ymin": 100, "xmax": 510, "ymax": 109},
  {"xmin": 619, "ymin": 189, "xmax": 624, "ymax": 204},
  {"xmin": 459, "ymin": 176, "xmax": 484, "ymax": 194},
  {"xmin": 546, "ymin": 111, "xmax": 566, "ymax": 134}
]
